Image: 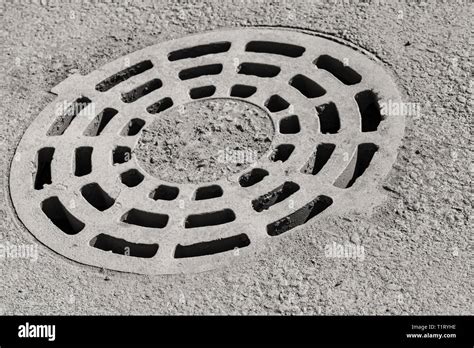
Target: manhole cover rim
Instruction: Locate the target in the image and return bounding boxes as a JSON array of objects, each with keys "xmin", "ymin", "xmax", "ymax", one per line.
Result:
[{"xmin": 10, "ymin": 28, "xmax": 405, "ymax": 274}]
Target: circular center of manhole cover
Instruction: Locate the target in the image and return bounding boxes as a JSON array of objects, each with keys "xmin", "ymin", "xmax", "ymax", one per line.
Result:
[
  {"xmin": 9, "ymin": 28, "xmax": 405, "ymax": 275},
  {"xmin": 134, "ymin": 98, "xmax": 274, "ymax": 184}
]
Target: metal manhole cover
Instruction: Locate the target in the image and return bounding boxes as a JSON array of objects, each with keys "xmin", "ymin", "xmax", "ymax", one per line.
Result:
[{"xmin": 9, "ymin": 28, "xmax": 405, "ymax": 274}]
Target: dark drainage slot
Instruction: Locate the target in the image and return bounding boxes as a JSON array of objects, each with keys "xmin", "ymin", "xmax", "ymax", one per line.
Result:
[
  {"xmin": 279, "ymin": 115, "xmax": 300, "ymax": 134},
  {"xmin": 121, "ymin": 78, "xmax": 162, "ymax": 103},
  {"xmin": 193, "ymin": 185, "xmax": 223, "ymax": 200},
  {"xmin": 316, "ymin": 102, "xmax": 340, "ymax": 134},
  {"xmin": 265, "ymin": 94, "xmax": 290, "ymax": 112},
  {"xmin": 301, "ymin": 143, "xmax": 336, "ymax": 175},
  {"xmin": 168, "ymin": 42, "xmax": 231, "ymax": 61},
  {"xmin": 121, "ymin": 118, "xmax": 145, "ymax": 135},
  {"xmin": 74, "ymin": 146, "xmax": 93, "ymax": 177},
  {"xmin": 174, "ymin": 233, "xmax": 250, "ymax": 259},
  {"xmin": 252, "ymin": 181, "xmax": 300, "ymax": 212},
  {"xmin": 150, "ymin": 185, "xmax": 179, "ymax": 201},
  {"xmin": 95, "ymin": 60, "xmax": 153, "ymax": 92},
  {"xmin": 41, "ymin": 196, "xmax": 85, "ymax": 235},
  {"xmin": 120, "ymin": 169, "xmax": 144, "ymax": 187},
  {"xmin": 34, "ymin": 147, "xmax": 55, "ymax": 190},
  {"xmin": 83, "ymin": 108, "xmax": 118, "ymax": 136},
  {"xmin": 230, "ymin": 84, "xmax": 257, "ymax": 98},
  {"xmin": 81, "ymin": 183, "xmax": 115, "ymax": 211},
  {"xmin": 289, "ymin": 74, "xmax": 326, "ymax": 98},
  {"xmin": 334, "ymin": 143, "xmax": 378, "ymax": 188},
  {"xmin": 267, "ymin": 195, "xmax": 333, "ymax": 236},
  {"xmin": 237, "ymin": 62, "xmax": 281, "ymax": 78},
  {"xmin": 355, "ymin": 90, "xmax": 382, "ymax": 132},
  {"xmin": 112, "ymin": 146, "xmax": 131, "ymax": 164},
  {"xmin": 239, "ymin": 168, "xmax": 269, "ymax": 187},
  {"xmin": 90, "ymin": 234, "xmax": 158, "ymax": 258},
  {"xmin": 178, "ymin": 64, "xmax": 223, "ymax": 80},
  {"xmin": 121, "ymin": 209, "xmax": 169, "ymax": 228},
  {"xmin": 314, "ymin": 55, "xmax": 362, "ymax": 85},
  {"xmin": 146, "ymin": 97, "xmax": 174, "ymax": 114},
  {"xmin": 245, "ymin": 41, "xmax": 305, "ymax": 58},
  {"xmin": 185, "ymin": 209, "xmax": 235, "ymax": 228},
  {"xmin": 189, "ymin": 85, "xmax": 216, "ymax": 99},
  {"xmin": 270, "ymin": 144, "xmax": 295, "ymax": 162},
  {"xmin": 47, "ymin": 96, "xmax": 91, "ymax": 136}
]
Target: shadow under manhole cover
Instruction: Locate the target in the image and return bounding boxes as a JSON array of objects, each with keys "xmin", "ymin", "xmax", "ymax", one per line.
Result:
[{"xmin": 10, "ymin": 28, "xmax": 405, "ymax": 274}]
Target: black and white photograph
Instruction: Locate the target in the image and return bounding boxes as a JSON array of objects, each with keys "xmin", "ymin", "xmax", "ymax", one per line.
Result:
[{"xmin": 0, "ymin": 0, "xmax": 471, "ymax": 346}]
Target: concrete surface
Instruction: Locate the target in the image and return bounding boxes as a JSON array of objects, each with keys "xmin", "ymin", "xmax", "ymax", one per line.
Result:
[
  {"xmin": 135, "ymin": 98, "xmax": 274, "ymax": 183},
  {"xmin": 0, "ymin": 0, "xmax": 472, "ymax": 314}
]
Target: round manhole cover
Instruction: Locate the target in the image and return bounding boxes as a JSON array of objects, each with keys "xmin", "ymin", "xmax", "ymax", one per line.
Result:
[{"xmin": 10, "ymin": 28, "xmax": 404, "ymax": 274}]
